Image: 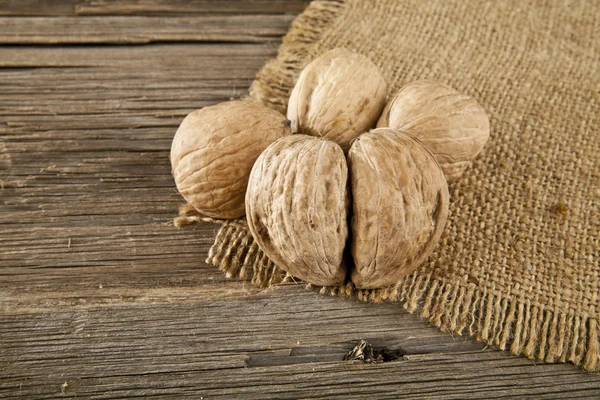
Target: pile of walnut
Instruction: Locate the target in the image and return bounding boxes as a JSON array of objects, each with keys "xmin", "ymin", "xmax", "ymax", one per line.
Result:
[{"xmin": 170, "ymin": 48, "xmax": 489, "ymax": 289}]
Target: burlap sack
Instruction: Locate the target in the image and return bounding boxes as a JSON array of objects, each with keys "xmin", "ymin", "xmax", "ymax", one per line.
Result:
[{"xmin": 178, "ymin": 0, "xmax": 600, "ymax": 371}]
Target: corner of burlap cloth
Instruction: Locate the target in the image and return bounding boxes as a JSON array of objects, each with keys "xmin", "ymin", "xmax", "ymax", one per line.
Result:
[{"xmin": 175, "ymin": 0, "xmax": 600, "ymax": 372}]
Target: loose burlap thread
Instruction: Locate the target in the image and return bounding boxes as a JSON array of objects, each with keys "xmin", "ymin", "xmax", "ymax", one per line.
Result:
[{"xmin": 178, "ymin": 0, "xmax": 600, "ymax": 371}]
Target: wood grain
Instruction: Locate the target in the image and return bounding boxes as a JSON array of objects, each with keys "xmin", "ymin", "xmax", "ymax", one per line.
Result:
[
  {"xmin": 0, "ymin": 0, "xmax": 310, "ymax": 16},
  {"xmin": 3, "ymin": 288, "xmax": 600, "ymax": 399},
  {"xmin": 0, "ymin": 16, "xmax": 294, "ymax": 44},
  {"xmin": 1, "ymin": 1, "xmax": 599, "ymax": 399},
  {"xmin": 74, "ymin": 0, "xmax": 311, "ymax": 15},
  {"xmin": 0, "ymin": 0, "xmax": 79, "ymax": 16}
]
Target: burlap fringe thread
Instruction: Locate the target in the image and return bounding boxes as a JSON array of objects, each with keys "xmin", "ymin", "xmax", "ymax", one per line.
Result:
[{"xmin": 174, "ymin": 0, "xmax": 600, "ymax": 372}]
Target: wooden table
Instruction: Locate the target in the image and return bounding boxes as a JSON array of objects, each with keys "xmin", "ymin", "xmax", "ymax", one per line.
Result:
[{"xmin": 2, "ymin": 1, "xmax": 600, "ymax": 398}]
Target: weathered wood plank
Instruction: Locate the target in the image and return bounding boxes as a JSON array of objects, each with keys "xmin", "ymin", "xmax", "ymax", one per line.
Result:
[
  {"xmin": 75, "ymin": 0, "xmax": 310, "ymax": 15},
  {"xmin": 2, "ymin": 288, "xmax": 600, "ymax": 399},
  {"xmin": 0, "ymin": 43, "xmax": 273, "ymax": 314},
  {"xmin": 0, "ymin": 0, "xmax": 79, "ymax": 16},
  {"xmin": 0, "ymin": 0, "xmax": 309, "ymax": 16},
  {"xmin": 0, "ymin": 43, "xmax": 278, "ymax": 68},
  {"xmin": 0, "ymin": 16, "xmax": 295, "ymax": 44}
]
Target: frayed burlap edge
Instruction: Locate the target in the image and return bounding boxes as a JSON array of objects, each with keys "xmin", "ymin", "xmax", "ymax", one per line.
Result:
[{"xmin": 175, "ymin": 0, "xmax": 600, "ymax": 372}]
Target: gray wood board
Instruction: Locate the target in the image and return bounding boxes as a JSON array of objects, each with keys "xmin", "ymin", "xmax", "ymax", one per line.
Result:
[{"xmin": 0, "ymin": 0, "xmax": 310, "ymax": 16}]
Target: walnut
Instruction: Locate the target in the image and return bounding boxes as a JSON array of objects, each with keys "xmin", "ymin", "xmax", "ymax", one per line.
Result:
[
  {"xmin": 377, "ymin": 80, "xmax": 490, "ymax": 182},
  {"xmin": 173, "ymin": 57, "xmax": 491, "ymax": 290},
  {"xmin": 245, "ymin": 135, "xmax": 348, "ymax": 286},
  {"xmin": 170, "ymin": 100, "xmax": 291, "ymax": 219},
  {"xmin": 287, "ymin": 48, "xmax": 388, "ymax": 152},
  {"xmin": 347, "ymin": 128, "xmax": 450, "ymax": 289}
]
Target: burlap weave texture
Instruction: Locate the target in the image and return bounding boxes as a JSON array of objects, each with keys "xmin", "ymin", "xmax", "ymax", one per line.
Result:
[{"xmin": 190, "ymin": 0, "xmax": 600, "ymax": 370}]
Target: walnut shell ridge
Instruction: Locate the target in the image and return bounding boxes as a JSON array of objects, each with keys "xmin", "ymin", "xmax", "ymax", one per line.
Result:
[
  {"xmin": 287, "ymin": 48, "xmax": 388, "ymax": 152},
  {"xmin": 377, "ymin": 80, "xmax": 490, "ymax": 182},
  {"xmin": 246, "ymin": 135, "xmax": 348, "ymax": 286},
  {"xmin": 170, "ymin": 100, "xmax": 291, "ymax": 219},
  {"xmin": 348, "ymin": 128, "xmax": 450, "ymax": 289}
]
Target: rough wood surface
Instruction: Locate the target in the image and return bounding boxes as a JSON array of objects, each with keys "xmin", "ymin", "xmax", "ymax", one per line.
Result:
[
  {"xmin": 1, "ymin": 1, "xmax": 599, "ymax": 398},
  {"xmin": 0, "ymin": 0, "xmax": 309, "ymax": 16},
  {"xmin": 74, "ymin": 0, "xmax": 310, "ymax": 15},
  {"xmin": 0, "ymin": 16, "xmax": 294, "ymax": 44}
]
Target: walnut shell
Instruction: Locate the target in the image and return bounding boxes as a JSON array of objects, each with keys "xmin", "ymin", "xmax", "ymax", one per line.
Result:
[
  {"xmin": 170, "ymin": 100, "xmax": 291, "ymax": 219},
  {"xmin": 287, "ymin": 48, "xmax": 388, "ymax": 152},
  {"xmin": 377, "ymin": 80, "xmax": 490, "ymax": 182},
  {"xmin": 348, "ymin": 128, "xmax": 449, "ymax": 289},
  {"xmin": 246, "ymin": 135, "xmax": 348, "ymax": 286}
]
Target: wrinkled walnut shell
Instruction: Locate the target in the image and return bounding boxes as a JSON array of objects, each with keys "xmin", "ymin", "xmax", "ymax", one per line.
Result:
[
  {"xmin": 171, "ymin": 100, "xmax": 291, "ymax": 219},
  {"xmin": 348, "ymin": 128, "xmax": 450, "ymax": 289},
  {"xmin": 246, "ymin": 135, "xmax": 348, "ymax": 286},
  {"xmin": 287, "ymin": 48, "xmax": 388, "ymax": 152},
  {"xmin": 377, "ymin": 80, "xmax": 490, "ymax": 182}
]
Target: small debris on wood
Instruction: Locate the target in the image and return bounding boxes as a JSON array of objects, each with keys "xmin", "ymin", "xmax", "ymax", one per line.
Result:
[
  {"xmin": 344, "ymin": 340, "xmax": 407, "ymax": 363},
  {"xmin": 61, "ymin": 381, "xmax": 68, "ymax": 395}
]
